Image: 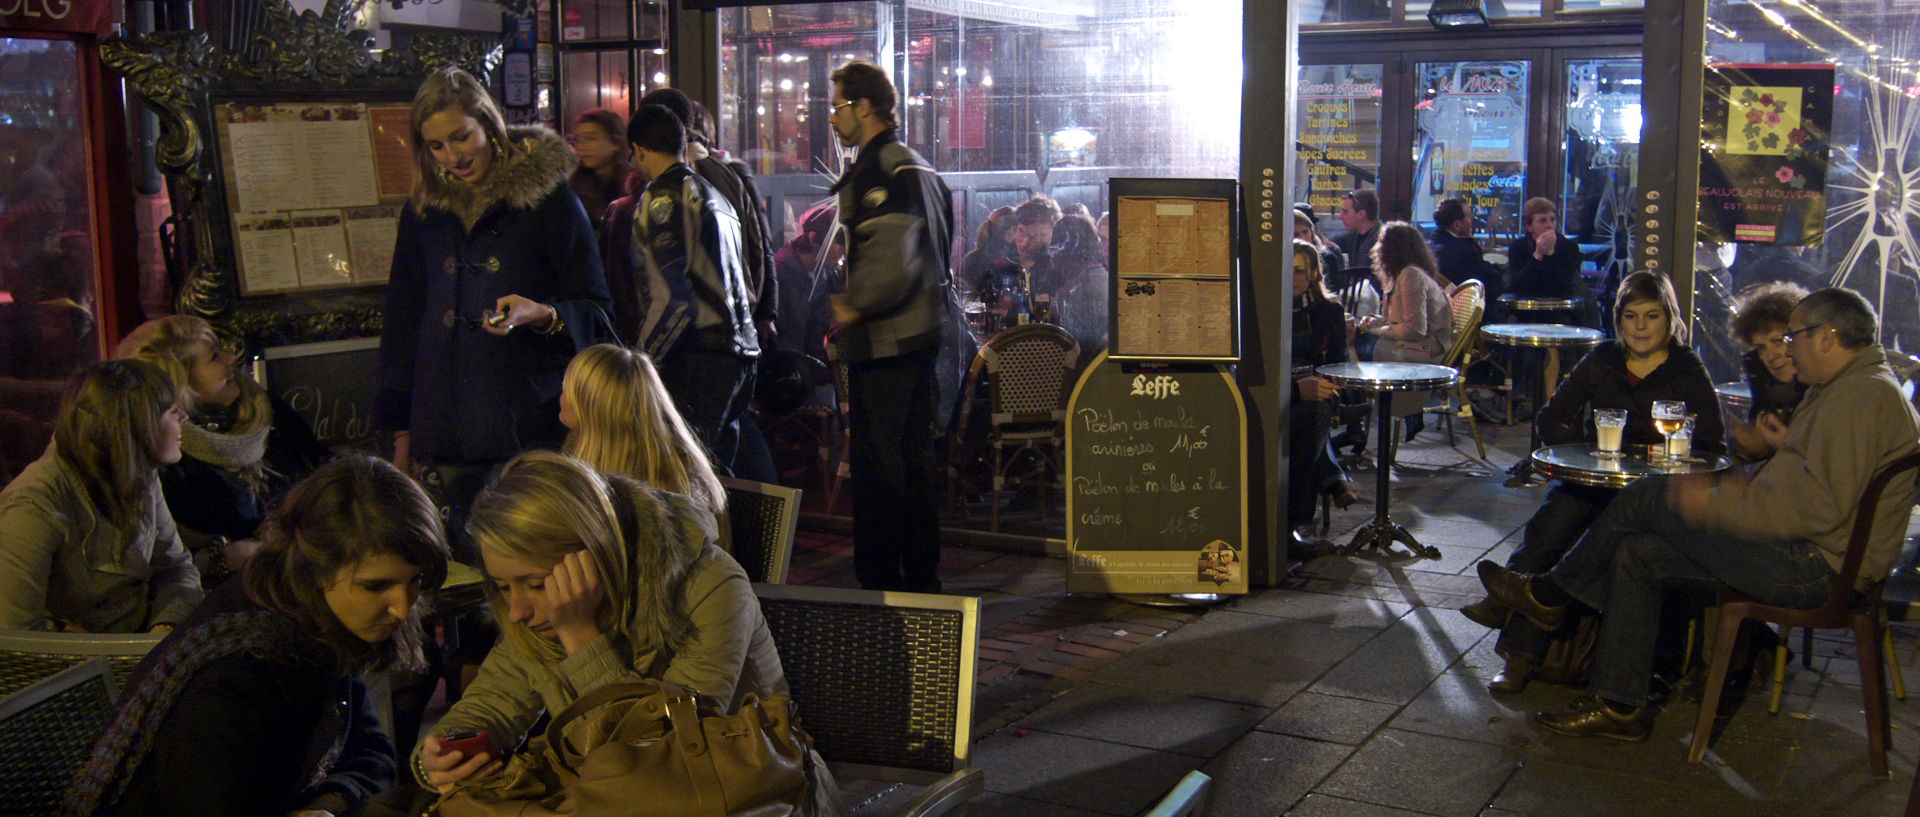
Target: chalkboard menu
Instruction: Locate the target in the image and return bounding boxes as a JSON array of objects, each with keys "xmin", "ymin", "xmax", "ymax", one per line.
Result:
[
  {"xmin": 255, "ymin": 337, "xmax": 381, "ymax": 452},
  {"xmin": 1066, "ymin": 352, "xmax": 1247, "ymax": 595}
]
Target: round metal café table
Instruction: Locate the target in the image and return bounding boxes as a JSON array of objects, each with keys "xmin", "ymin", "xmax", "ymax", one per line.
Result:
[
  {"xmin": 1530, "ymin": 444, "xmax": 1733, "ymax": 489},
  {"xmin": 1316, "ymin": 362, "xmax": 1460, "ymax": 559},
  {"xmin": 1481, "ymin": 323, "xmax": 1606, "ymax": 485},
  {"xmin": 1497, "ymin": 293, "xmax": 1585, "ymax": 313}
]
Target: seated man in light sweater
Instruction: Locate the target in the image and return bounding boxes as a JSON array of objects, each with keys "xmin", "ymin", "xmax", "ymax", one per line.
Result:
[{"xmin": 1475, "ymin": 286, "xmax": 1920, "ymax": 740}]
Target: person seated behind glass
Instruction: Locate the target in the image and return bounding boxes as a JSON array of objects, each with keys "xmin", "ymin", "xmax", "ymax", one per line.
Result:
[
  {"xmin": 1357, "ymin": 221, "xmax": 1455, "ymax": 437},
  {"xmin": 559, "ymin": 343, "xmax": 726, "ymax": 518},
  {"xmin": 1727, "ymin": 280, "xmax": 1811, "ymax": 462},
  {"xmin": 959, "ymin": 205, "xmax": 1015, "ymax": 306},
  {"xmin": 1429, "ymin": 197, "xmax": 1502, "ymax": 302},
  {"xmin": 1505, "ymin": 196, "xmax": 1594, "ymax": 327},
  {"xmin": 116, "ymin": 316, "xmax": 329, "ymax": 583},
  {"xmin": 0, "ymin": 359, "xmax": 201, "ymax": 633},
  {"xmin": 1051, "ymin": 212, "xmax": 1109, "ymax": 357},
  {"xmin": 979, "ymin": 196, "xmax": 1061, "ymax": 332},
  {"xmin": 65, "ymin": 455, "xmax": 449, "ymax": 817},
  {"xmin": 412, "ymin": 451, "xmax": 847, "ymax": 815},
  {"xmin": 1459, "ymin": 271, "xmax": 1725, "ymax": 693},
  {"xmin": 772, "ymin": 204, "xmax": 846, "ymax": 368}
]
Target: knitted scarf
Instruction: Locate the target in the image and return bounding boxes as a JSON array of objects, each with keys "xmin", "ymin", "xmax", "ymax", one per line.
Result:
[
  {"xmin": 60, "ymin": 610, "xmax": 314, "ymax": 817},
  {"xmin": 181, "ymin": 391, "xmax": 272, "ymax": 489}
]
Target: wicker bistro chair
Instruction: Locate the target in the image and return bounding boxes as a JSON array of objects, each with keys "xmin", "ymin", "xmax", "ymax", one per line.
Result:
[
  {"xmin": 0, "ymin": 629, "xmax": 162, "ymax": 699},
  {"xmin": 753, "ymin": 583, "xmax": 982, "ymax": 817},
  {"xmin": 1688, "ymin": 451, "xmax": 1920, "ymax": 777},
  {"xmin": 0, "ymin": 658, "xmax": 118, "ymax": 816},
  {"xmin": 1413, "ymin": 281, "xmax": 1488, "ymax": 460},
  {"xmin": 947, "ymin": 323, "xmax": 1080, "ymax": 531},
  {"xmin": 720, "ymin": 476, "xmax": 799, "ymax": 584}
]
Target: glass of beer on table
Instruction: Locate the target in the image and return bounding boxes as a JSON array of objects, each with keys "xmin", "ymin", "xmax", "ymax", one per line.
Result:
[
  {"xmin": 1593, "ymin": 408, "xmax": 1627, "ymax": 458},
  {"xmin": 1651, "ymin": 401, "xmax": 1687, "ymax": 464}
]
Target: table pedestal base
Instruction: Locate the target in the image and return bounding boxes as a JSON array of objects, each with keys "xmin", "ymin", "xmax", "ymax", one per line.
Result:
[{"xmin": 1339, "ymin": 518, "xmax": 1440, "ymax": 559}]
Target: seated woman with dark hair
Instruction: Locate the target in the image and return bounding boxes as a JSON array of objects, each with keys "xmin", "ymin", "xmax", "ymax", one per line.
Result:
[
  {"xmin": 1727, "ymin": 280, "xmax": 1811, "ymax": 462},
  {"xmin": 116, "ymin": 315, "xmax": 329, "ymax": 583},
  {"xmin": 413, "ymin": 451, "xmax": 846, "ymax": 815},
  {"xmin": 0, "ymin": 359, "xmax": 201, "ymax": 633},
  {"xmin": 64, "ymin": 454, "xmax": 450, "ymax": 817},
  {"xmin": 1459, "ymin": 271, "xmax": 1724, "ymax": 693},
  {"xmin": 1287, "ymin": 240, "xmax": 1360, "ymax": 526}
]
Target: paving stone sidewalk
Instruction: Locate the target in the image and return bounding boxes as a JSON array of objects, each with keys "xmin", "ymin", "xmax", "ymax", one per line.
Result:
[{"xmin": 798, "ymin": 419, "xmax": 1920, "ymax": 817}]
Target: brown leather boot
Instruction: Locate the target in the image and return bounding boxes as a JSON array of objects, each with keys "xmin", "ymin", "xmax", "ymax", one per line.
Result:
[
  {"xmin": 1458, "ymin": 597, "xmax": 1509, "ymax": 629},
  {"xmin": 1476, "ymin": 560, "xmax": 1566, "ymax": 631},
  {"xmin": 1536, "ymin": 696, "xmax": 1651, "ymax": 742}
]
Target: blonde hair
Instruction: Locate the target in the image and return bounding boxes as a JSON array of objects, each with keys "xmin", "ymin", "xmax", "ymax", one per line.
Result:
[
  {"xmin": 466, "ymin": 451, "xmax": 694, "ymax": 664},
  {"xmin": 53, "ymin": 360, "xmax": 177, "ymax": 529},
  {"xmin": 115, "ymin": 315, "xmax": 266, "ymax": 425},
  {"xmin": 562, "ymin": 344, "xmax": 724, "ymax": 515},
  {"xmin": 409, "ymin": 67, "xmax": 511, "ymax": 210}
]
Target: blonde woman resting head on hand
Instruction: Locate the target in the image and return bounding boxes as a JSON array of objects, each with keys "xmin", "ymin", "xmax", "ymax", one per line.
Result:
[
  {"xmin": 560, "ymin": 343, "xmax": 725, "ymax": 516},
  {"xmin": 414, "ymin": 452, "xmax": 842, "ymax": 813}
]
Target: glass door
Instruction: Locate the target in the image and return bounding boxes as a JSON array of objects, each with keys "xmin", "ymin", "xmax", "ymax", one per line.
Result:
[
  {"xmin": 1558, "ymin": 53, "xmax": 1643, "ymax": 312},
  {"xmin": 1411, "ymin": 57, "xmax": 1532, "ymax": 243}
]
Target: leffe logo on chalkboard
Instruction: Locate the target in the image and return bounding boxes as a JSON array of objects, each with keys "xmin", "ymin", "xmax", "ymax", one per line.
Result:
[{"xmin": 1130, "ymin": 375, "xmax": 1180, "ymax": 400}]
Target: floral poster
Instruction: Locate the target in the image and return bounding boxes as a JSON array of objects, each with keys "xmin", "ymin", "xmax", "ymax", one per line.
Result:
[{"xmin": 1698, "ymin": 64, "xmax": 1834, "ymax": 246}]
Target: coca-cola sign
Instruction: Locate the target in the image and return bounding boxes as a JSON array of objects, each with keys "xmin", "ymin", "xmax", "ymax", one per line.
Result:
[{"xmin": 1, "ymin": 0, "xmax": 117, "ymax": 35}]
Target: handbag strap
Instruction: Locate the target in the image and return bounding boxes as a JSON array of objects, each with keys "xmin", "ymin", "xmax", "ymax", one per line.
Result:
[
  {"xmin": 543, "ymin": 679, "xmax": 677, "ymax": 759},
  {"xmin": 664, "ymin": 694, "xmax": 729, "ymax": 817}
]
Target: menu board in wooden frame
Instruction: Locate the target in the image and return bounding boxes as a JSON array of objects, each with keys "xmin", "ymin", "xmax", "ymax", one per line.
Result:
[
  {"xmin": 213, "ymin": 100, "xmax": 415, "ymax": 296},
  {"xmin": 1107, "ymin": 177, "xmax": 1241, "ymax": 362}
]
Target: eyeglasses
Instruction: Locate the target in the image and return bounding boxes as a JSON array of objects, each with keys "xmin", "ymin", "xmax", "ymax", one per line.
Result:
[
  {"xmin": 1782, "ymin": 323, "xmax": 1827, "ymax": 345},
  {"xmin": 829, "ymin": 100, "xmax": 855, "ymax": 114}
]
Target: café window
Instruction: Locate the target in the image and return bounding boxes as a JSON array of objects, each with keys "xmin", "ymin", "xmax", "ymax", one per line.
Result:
[
  {"xmin": 1295, "ymin": 64, "xmax": 1384, "ymax": 232},
  {"xmin": 555, "ymin": 1, "xmax": 668, "ymax": 125},
  {"xmin": 1561, "ymin": 56, "xmax": 1641, "ymax": 294},
  {"xmin": 1411, "ymin": 59, "xmax": 1530, "ymax": 243}
]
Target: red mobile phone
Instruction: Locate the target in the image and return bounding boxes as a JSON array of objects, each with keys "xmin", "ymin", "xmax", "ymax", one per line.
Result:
[{"xmin": 438, "ymin": 729, "xmax": 497, "ymax": 761}]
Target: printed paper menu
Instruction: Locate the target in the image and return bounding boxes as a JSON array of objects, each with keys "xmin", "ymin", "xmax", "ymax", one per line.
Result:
[{"xmin": 1110, "ymin": 192, "xmax": 1238, "ymax": 360}]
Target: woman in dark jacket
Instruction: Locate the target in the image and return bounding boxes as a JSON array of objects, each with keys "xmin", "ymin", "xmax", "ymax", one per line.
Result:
[
  {"xmin": 1727, "ymin": 280, "xmax": 1810, "ymax": 462},
  {"xmin": 1288, "ymin": 240, "xmax": 1359, "ymax": 525},
  {"xmin": 375, "ymin": 67, "xmax": 612, "ymax": 553},
  {"xmin": 116, "ymin": 315, "xmax": 328, "ymax": 583},
  {"xmin": 565, "ymin": 108, "xmax": 630, "ymax": 227},
  {"xmin": 65, "ymin": 455, "xmax": 450, "ymax": 817},
  {"xmin": 1461, "ymin": 271, "xmax": 1724, "ymax": 693}
]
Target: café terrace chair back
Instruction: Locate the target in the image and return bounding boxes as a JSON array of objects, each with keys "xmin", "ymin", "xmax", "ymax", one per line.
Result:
[
  {"xmin": 948, "ymin": 322, "xmax": 1080, "ymax": 531},
  {"xmin": 0, "ymin": 629, "xmax": 163, "ymax": 699},
  {"xmin": 720, "ymin": 476, "xmax": 799, "ymax": 584},
  {"xmin": 753, "ymin": 583, "xmax": 983, "ymax": 817},
  {"xmin": 1688, "ymin": 451, "xmax": 1920, "ymax": 777},
  {"xmin": 0, "ymin": 658, "xmax": 117, "ymax": 817},
  {"xmin": 1426, "ymin": 280, "xmax": 1488, "ymax": 460}
]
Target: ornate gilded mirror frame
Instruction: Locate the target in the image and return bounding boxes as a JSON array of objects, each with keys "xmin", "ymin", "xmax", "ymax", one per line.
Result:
[{"xmin": 101, "ymin": 0, "xmax": 505, "ymax": 348}]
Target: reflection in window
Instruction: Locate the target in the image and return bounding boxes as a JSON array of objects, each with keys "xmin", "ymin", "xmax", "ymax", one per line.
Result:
[
  {"xmin": 1298, "ymin": 0, "xmax": 1392, "ymax": 24},
  {"xmin": 1295, "ymin": 65, "xmax": 1384, "ymax": 232},
  {"xmin": 1560, "ymin": 0, "xmax": 1643, "ymax": 10},
  {"xmin": 1406, "ymin": 0, "xmax": 1542, "ymax": 16},
  {"xmin": 1413, "ymin": 59, "xmax": 1530, "ymax": 244},
  {"xmin": 0, "ymin": 37, "xmax": 100, "ymax": 483},
  {"xmin": 1562, "ymin": 57, "xmax": 1641, "ymax": 304},
  {"xmin": 1695, "ymin": 0, "xmax": 1920, "ymax": 382},
  {"xmin": 717, "ymin": 1, "xmax": 1241, "ymax": 537}
]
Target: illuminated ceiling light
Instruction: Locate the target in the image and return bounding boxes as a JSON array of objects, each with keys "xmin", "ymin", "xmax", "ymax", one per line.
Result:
[
  {"xmin": 982, "ymin": 74, "xmax": 994, "ymax": 87},
  {"xmin": 780, "ymin": 79, "xmax": 794, "ymax": 91},
  {"xmin": 654, "ymin": 71, "xmax": 668, "ymax": 84},
  {"xmin": 778, "ymin": 53, "xmax": 794, "ymax": 63},
  {"xmin": 1427, "ymin": 0, "xmax": 1489, "ymax": 31}
]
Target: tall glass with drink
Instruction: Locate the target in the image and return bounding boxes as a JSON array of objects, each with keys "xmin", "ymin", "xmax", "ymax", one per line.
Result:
[
  {"xmin": 1666, "ymin": 412, "xmax": 1696, "ymax": 462},
  {"xmin": 1651, "ymin": 400, "xmax": 1686, "ymax": 464},
  {"xmin": 1593, "ymin": 408, "xmax": 1627, "ymax": 458}
]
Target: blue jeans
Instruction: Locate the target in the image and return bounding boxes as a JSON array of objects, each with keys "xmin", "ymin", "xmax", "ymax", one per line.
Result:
[
  {"xmin": 1547, "ymin": 476, "xmax": 1837, "ymax": 707},
  {"xmin": 659, "ymin": 348, "xmax": 755, "ymax": 477},
  {"xmin": 1497, "ymin": 483, "xmax": 1615, "ymax": 662}
]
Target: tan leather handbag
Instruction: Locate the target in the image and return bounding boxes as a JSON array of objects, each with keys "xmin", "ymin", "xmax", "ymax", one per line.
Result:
[{"xmin": 436, "ymin": 679, "xmax": 813, "ymax": 817}]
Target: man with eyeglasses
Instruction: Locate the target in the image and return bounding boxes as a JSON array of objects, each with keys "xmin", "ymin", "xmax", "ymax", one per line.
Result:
[
  {"xmin": 825, "ymin": 60, "xmax": 956, "ymax": 593},
  {"xmin": 1474, "ymin": 286, "xmax": 1920, "ymax": 741}
]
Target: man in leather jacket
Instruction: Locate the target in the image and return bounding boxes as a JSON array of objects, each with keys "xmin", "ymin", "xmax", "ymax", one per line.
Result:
[
  {"xmin": 828, "ymin": 61, "xmax": 955, "ymax": 592},
  {"xmin": 625, "ymin": 103, "xmax": 760, "ymax": 471}
]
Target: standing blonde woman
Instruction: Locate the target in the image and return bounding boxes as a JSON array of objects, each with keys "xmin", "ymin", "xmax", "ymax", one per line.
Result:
[
  {"xmin": 115, "ymin": 316, "xmax": 328, "ymax": 581},
  {"xmin": 559, "ymin": 343, "xmax": 725, "ymax": 516},
  {"xmin": 0, "ymin": 360, "xmax": 201, "ymax": 632},
  {"xmin": 412, "ymin": 451, "xmax": 844, "ymax": 815},
  {"xmin": 375, "ymin": 66, "xmax": 611, "ymax": 556}
]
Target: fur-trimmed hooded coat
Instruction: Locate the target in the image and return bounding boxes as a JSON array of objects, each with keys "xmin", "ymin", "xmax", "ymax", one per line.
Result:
[
  {"xmin": 412, "ymin": 487, "xmax": 787, "ymax": 778},
  {"xmin": 375, "ymin": 126, "xmax": 613, "ymax": 462}
]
